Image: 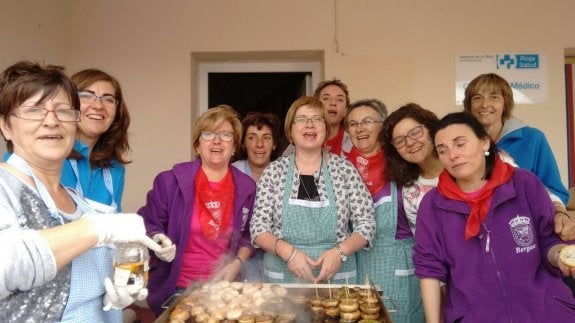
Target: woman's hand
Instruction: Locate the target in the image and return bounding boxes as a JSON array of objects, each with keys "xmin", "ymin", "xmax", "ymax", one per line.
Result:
[
  {"xmin": 286, "ymin": 249, "xmax": 316, "ymax": 282},
  {"xmin": 211, "ymin": 258, "xmax": 242, "ymax": 282},
  {"xmin": 313, "ymin": 247, "xmax": 342, "ymax": 282},
  {"xmin": 554, "ymin": 211, "xmax": 575, "ymax": 241}
]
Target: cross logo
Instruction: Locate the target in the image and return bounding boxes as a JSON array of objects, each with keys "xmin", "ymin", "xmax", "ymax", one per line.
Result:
[{"xmin": 497, "ymin": 54, "xmax": 515, "ymax": 69}]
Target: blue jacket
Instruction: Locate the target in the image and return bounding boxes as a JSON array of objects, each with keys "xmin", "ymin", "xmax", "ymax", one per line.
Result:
[
  {"xmin": 498, "ymin": 118, "xmax": 569, "ymax": 204},
  {"xmin": 414, "ymin": 168, "xmax": 575, "ymax": 322},
  {"xmin": 61, "ymin": 140, "xmax": 125, "ymax": 211},
  {"xmin": 139, "ymin": 159, "xmax": 256, "ymax": 315}
]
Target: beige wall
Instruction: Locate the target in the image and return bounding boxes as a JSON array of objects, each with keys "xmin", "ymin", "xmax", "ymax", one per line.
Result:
[{"xmin": 2, "ymin": 0, "xmax": 575, "ymax": 211}]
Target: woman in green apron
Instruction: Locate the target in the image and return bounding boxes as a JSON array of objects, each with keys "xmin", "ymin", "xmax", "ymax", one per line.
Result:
[
  {"xmin": 345, "ymin": 99, "xmax": 424, "ymax": 323},
  {"xmin": 250, "ymin": 96, "xmax": 375, "ymax": 284}
]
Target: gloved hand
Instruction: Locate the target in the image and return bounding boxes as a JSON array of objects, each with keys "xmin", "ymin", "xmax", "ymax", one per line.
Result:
[
  {"xmin": 85, "ymin": 213, "xmax": 161, "ymax": 252},
  {"xmin": 152, "ymin": 233, "xmax": 176, "ymax": 262},
  {"xmin": 102, "ymin": 277, "xmax": 148, "ymax": 311}
]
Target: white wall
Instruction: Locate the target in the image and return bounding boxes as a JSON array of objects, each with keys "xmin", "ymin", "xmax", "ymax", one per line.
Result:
[{"xmin": 1, "ymin": 0, "xmax": 574, "ymax": 211}]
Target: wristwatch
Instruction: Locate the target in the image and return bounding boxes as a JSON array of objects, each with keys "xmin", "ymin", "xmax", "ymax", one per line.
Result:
[{"xmin": 336, "ymin": 244, "xmax": 348, "ymax": 262}]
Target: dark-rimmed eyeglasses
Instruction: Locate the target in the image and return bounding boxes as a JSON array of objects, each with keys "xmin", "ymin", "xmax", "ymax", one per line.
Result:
[
  {"xmin": 200, "ymin": 131, "xmax": 234, "ymax": 142},
  {"xmin": 391, "ymin": 125, "xmax": 424, "ymax": 149},
  {"xmin": 78, "ymin": 91, "xmax": 118, "ymax": 108},
  {"xmin": 346, "ymin": 117, "xmax": 383, "ymax": 130},
  {"xmin": 11, "ymin": 105, "xmax": 80, "ymax": 122}
]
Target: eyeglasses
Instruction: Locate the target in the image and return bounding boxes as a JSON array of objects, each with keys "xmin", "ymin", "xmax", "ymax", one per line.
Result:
[
  {"xmin": 391, "ymin": 125, "xmax": 424, "ymax": 149},
  {"xmin": 78, "ymin": 91, "xmax": 118, "ymax": 108},
  {"xmin": 293, "ymin": 115, "xmax": 325, "ymax": 125},
  {"xmin": 200, "ymin": 131, "xmax": 234, "ymax": 142},
  {"xmin": 11, "ymin": 105, "xmax": 81, "ymax": 122},
  {"xmin": 346, "ymin": 117, "xmax": 383, "ymax": 130}
]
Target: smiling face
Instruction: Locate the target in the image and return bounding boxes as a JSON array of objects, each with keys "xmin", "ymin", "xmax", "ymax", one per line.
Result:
[
  {"xmin": 0, "ymin": 89, "xmax": 76, "ymax": 169},
  {"xmin": 318, "ymin": 84, "xmax": 347, "ymax": 129},
  {"xmin": 196, "ymin": 121, "xmax": 236, "ymax": 170},
  {"xmin": 469, "ymin": 87, "xmax": 505, "ymax": 131},
  {"xmin": 244, "ymin": 124, "xmax": 275, "ymax": 169},
  {"xmin": 392, "ymin": 117, "xmax": 434, "ymax": 165},
  {"xmin": 346, "ymin": 105, "xmax": 383, "ymax": 156},
  {"xmin": 77, "ymin": 80, "xmax": 116, "ymax": 143},
  {"xmin": 434, "ymin": 123, "xmax": 490, "ymax": 190},
  {"xmin": 291, "ymin": 105, "xmax": 327, "ymax": 153}
]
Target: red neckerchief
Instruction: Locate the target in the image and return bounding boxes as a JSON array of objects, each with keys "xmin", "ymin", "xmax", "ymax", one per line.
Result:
[
  {"xmin": 195, "ymin": 167, "xmax": 235, "ymax": 240},
  {"xmin": 437, "ymin": 156, "xmax": 514, "ymax": 240},
  {"xmin": 348, "ymin": 147, "xmax": 387, "ymax": 196},
  {"xmin": 324, "ymin": 127, "xmax": 344, "ymax": 155}
]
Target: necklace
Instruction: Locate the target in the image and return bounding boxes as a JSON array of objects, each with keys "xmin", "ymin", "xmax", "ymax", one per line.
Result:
[
  {"xmin": 299, "ymin": 174, "xmax": 319, "ymax": 201},
  {"xmin": 294, "ymin": 151, "xmax": 323, "ymax": 201}
]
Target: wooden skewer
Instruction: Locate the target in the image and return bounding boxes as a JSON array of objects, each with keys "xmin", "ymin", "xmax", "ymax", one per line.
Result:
[
  {"xmin": 315, "ymin": 280, "xmax": 319, "ymax": 299},
  {"xmin": 345, "ymin": 277, "xmax": 349, "ymax": 299},
  {"xmin": 328, "ymin": 279, "xmax": 332, "ymax": 299}
]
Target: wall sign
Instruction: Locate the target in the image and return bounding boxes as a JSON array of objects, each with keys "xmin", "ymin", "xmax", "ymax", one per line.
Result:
[{"xmin": 455, "ymin": 52, "xmax": 547, "ymax": 105}]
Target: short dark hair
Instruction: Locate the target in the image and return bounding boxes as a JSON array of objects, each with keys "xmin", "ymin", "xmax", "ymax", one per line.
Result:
[
  {"xmin": 431, "ymin": 112, "xmax": 498, "ymax": 180},
  {"xmin": 235, "ymin": 111, "xmax": 282, "ymax": 162},
  {"xmin": 0, "ymin": 61, "xmax": 79, "ymax": 152}
]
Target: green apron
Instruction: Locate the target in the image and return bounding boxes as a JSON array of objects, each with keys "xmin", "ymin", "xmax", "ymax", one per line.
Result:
[
  {"xmin": 263, "ymin": 153, "xmax": 357, "ymax": 284},
  {"xmin": 356, "ymin": 182, "xmax": 424, "ymax": 323}
]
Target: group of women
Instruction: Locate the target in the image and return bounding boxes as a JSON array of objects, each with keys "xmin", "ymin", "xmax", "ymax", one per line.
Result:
[{"xmin": 2, "ymin": 59, "xmax": 575, "ymax": 323}]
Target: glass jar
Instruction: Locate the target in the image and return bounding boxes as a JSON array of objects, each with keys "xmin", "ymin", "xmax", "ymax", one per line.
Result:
[{"xmin": 113, "ymin": 242, "xmax": 149, "ymax": 295}]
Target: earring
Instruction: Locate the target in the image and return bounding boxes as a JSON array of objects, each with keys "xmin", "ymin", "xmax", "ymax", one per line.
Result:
[{"xmin": 484, "ymin": 150, "xmax": 490, "ymax": 156}]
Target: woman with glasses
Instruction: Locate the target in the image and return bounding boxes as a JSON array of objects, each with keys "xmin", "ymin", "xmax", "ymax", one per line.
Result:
[
  {"xmin": 60, "ymin": 69, "xmax": 131, "ymax": 213},
  {"xmin": 381, "ymin": 103, "xmax": 443, "ymax": 235},
  {"xmin": 0, "ymin": 61, "xmax": 159, "ymax": 322},
  {"xmin": 250, "ymin": 96, "xmax": 374, "ymax": 284},
  {"xmin": 346, "ymin": 99, "xmax": 424, "ymax": 323},
  {"xmin": 139, "ymin": 105, "xmax": 256, "ymax": 315},
  {"xmin": 414, "ymin": 112, "xmax": 575, "ymax": 322}
]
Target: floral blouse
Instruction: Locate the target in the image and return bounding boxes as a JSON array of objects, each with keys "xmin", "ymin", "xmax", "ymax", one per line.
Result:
[{"xmin": 250, "ymin": 153, "xmax": 375, "ymax": 246}]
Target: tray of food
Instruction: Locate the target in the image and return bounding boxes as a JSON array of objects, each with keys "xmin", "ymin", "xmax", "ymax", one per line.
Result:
[{"xmin": 155, "ymin": 281, "xmax": 394, "ymax": 323}]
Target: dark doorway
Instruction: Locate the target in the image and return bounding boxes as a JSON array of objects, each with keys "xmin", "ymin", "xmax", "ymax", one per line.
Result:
[{"xmin": 208, "ymin": 72, "xmax": 309, "ymax": 151}]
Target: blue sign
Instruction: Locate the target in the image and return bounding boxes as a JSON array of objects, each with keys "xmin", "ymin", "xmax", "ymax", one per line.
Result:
[{"xmin": 496, "ymin": 54, "xmax": 539, "ymax": 69}]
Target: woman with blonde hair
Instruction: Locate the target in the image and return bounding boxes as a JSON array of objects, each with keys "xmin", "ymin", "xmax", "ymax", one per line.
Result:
[{"xmin": 140, "ymin": 105, "xmax": 256, "ymax": 315}]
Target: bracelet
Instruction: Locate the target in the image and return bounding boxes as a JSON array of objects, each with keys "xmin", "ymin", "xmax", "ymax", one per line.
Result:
[
  {"xmin": 273, "ymin": 238, "xmax": 283, "ymax": 256},
  {"xmin": 285, "ymin": 246, "xmax": 297, "ymax": 264},
  {"xmin": 234, "ymin": 256, "xmax": 245, "ymax": 267},
  {"xmin": 554, "ymin": 249, "xmax": 562, "ymax": 267}
]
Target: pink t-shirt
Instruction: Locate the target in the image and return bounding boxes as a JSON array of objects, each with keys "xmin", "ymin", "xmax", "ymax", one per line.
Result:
[{"xmin": 176, "ymin": 185, "xmax": 233, "ymax": 287}]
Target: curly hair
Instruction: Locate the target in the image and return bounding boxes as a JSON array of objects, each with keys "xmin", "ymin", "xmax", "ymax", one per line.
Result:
[
  {"xmin": 235, "ymin": 111, "xmax": 282, "ymax": 162},
  {"xmin": 71, "ymin": 69, "xmax": 131, "ymax": 168},
  {"xmin": 381, "ymin": 103, "xmax": 439, "ymax": 186}
]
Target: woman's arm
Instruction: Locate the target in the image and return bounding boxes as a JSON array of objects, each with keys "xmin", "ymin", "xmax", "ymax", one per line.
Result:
[
  {"xmin": 39, "ymin": 217, "xmax": 98, "ymax": 270},
  {"xmin": 420, "ymin": 278, "xmax": 443, "ymax": 323}
]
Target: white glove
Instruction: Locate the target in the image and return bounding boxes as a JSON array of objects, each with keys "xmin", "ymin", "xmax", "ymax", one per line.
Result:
[
  {"xmin": 152, "ymin": 233, "xmax": 176, "ymax": 262},
  {"xmin": 102, "ymin": 277, "xmax": 148, "ymax": 311},
  {"xmin": 85, "ymin": 213, "xmax": 161, "ymax": 252}
]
